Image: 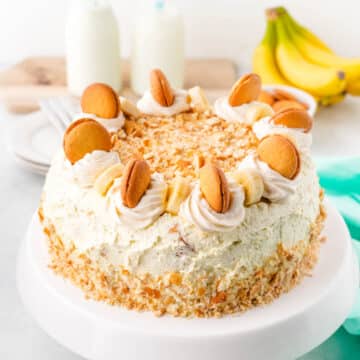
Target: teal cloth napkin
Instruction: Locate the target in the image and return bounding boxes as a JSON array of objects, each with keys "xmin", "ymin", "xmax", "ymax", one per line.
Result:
[{"xmin": 316, "ymin": 157, "xmax": 360, "ymax": 336}]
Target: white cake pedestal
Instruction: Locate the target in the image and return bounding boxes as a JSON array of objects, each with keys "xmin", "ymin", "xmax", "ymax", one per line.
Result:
[{"xmin": 17, "ymin": 200, "xmax": 359, "ymax": 360}]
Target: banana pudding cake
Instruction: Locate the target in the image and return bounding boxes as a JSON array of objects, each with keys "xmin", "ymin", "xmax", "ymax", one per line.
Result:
[{"xmin": 39, "ymin": 70, "xmax": 325, "ymax": 317}]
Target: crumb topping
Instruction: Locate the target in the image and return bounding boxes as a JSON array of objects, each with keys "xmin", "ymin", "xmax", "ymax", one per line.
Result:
[{"xmin": 112, "ymin": 112, "xmax": 258, "ymax": 181}]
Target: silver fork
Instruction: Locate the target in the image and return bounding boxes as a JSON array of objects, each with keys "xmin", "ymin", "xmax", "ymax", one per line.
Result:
[{"xmin": 39, "ymin": 97, "xmax": 77, "ymax": 135}]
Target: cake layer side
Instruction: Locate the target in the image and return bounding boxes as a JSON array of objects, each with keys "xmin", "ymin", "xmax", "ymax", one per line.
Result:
[
  {"xmin": 41, "ymin": 151, "xmax": 320, "ymax": 280},
  {"xmin": 38, "ymin": 205, "xmax": 326, "ymax": 318}
]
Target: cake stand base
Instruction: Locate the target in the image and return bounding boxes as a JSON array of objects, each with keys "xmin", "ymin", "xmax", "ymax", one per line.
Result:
[{"xmin": 17, "ymin": 200, "xmax": 359, "ymax": 360}]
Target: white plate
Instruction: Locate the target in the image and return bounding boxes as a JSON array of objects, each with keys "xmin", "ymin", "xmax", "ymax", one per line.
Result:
[
  {"xmin": 17, "ymin": 200, "xmax": 358, "ymax": 360},
  {"xmin": 10, "ymin": 111, "xmax": 60, "ymax": 166},
  {"xmin": 263, "ymin": 84, "xmax": 317, "ymax": 117},
  {"xmin": 13, "ymin": 153, "xmax": 49, "ymax": 176}
]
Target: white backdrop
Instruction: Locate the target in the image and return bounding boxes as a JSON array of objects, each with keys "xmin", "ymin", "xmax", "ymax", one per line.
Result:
[{"xmin": 0, "ymin": 0, "xmax": 359, "ymax": 71}]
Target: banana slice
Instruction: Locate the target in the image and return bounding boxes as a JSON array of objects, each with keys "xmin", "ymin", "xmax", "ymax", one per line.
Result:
[
  {"xmin": 94, "ymin": 163, "xmax": 124, "ymax": 196},
  {"xmin": 119, "ymin": 96, "xmax": 141, "ymax": 118},
  {"xmin": 245, "ymin": 103, "xmax": 274, "ymax": 123},
  {"xmin": 193, "ymin": 153, "xmax": 205, "ymax": 174},
  {"xmin": 230, "ymin": 169, "xmax": 264, "ymax": 206},
  {"xmin": 166, "ymin": 177, "xmax": 191, "ymax": 215},
  {"xmin": 188, "ymin": 86, "xmax": 211, "ymax": 112}
]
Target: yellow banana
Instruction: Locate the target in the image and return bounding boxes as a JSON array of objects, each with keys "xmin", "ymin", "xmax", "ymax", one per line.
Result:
[
  {"xmin": 347, "ymin": 79, "xmax": 360, "ymax": 96},
  {"xmin": 166, "ymin": 177, "xmax": 191, "ymax": 215},
  {"xmin": 230, "ymin": 169, "xmax": 264, "ymax": 206},
  {"xmin": 281, "ymin": 15, "xmax": 360, "ymax": 83},
  {"xmin": 318, "ymin": 92, "xmax": 346, "ymax": 106},
  {"xmin": 280, "ymin": 7, "xmax": 360, "ymax": 95},
  {"xmin": 252, "ymin": 19, "xmax": 289, "ymax": 85},
  {"xmin": 274, "ymin": 16, "xmax": 346, "ymax": 97},
  {"xmin": 275, "ymin": 7, "xmax": 333, "ymax": 53},
  {"xmin": 306, "ymin": 92, "xmax": 347, "ymax": 106}
]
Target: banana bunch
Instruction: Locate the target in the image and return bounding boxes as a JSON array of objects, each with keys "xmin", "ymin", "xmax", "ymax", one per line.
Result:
[{"xmin": 253, "ymin": 7, "xmax": 360, "ymax": 106}]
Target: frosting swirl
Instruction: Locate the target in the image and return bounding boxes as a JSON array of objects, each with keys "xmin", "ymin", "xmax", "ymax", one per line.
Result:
[
  {"xmin": 108, "ymin": 174, "xmax": 167, "ymax": 230},
  {"xmin": 238, "ymin": 154, "xmax": 299, "ymax": 202},
  {"xmin": 180, "ymin": 181, "xmax": 245, "ymax": 232},
  {"xmin": 73, "ymin": 112, "xmax": 125, "ymax": 132},
  {"xmin": 214, "ymin": 97, "xmax": 272, "ymax": 124},
  {"xmin": 252, "ymin": 117, "xmax": 312, "ymax": 153},
  {"xmin": 68, "ymin": 150, "xmax": 120, "ymax": 187},
  {"xmin": 137, "ymin": 90, "xmax": 190, "ymax": 116}
]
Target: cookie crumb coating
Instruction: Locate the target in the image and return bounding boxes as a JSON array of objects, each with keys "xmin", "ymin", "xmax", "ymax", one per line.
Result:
[{"xmin": 38, "ymin": 202, "xmax": 325, "ymax": 318}]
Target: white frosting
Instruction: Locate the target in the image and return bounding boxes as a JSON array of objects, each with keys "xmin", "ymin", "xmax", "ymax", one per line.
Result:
[
  {"xmin": 252, "ymin": 117, "xmax": 312, "ymax": 153},
  {"xmin": 67, "ymin": 150, "xmax": 120, "ymax": 187},
  {"xmin": 238, "ymin": 154, "xmax": 299, "ymax": 202},
  {"xmin": 42, "ymin": 151, "xmax": 320, "ymax": 278},
  {"xmin": 108, "ymin": 174, "xmax": 167, "ymax": 230},
  {"xmin": 73, "ymin": 112, "xmax": 125, "ymax": 132},
  {"xmin": 137, "ymin": 89, "xmax": 190, "ymax": 116},
  {"xmin": 214, "ymin": 97, "xmax": 269, "ymax": 124},
  {"xmin": 180, "ymin": 181, "xmax": 246, "ymax": 232}
]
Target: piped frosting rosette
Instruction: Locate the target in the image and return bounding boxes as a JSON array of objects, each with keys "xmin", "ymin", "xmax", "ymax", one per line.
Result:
[
  {"xmin": 214, "ymin": 73, "xmax": 274, "ymax": 124},
  {"xmin": 68, "ymin": 150, "xmax": 120, "ymax": 187},
  {"xmin": 137, "ymin": 69, "xmax": 191, "ymax": 116},
  {"xmin": 179, "ymin": 163, "xmax": 246, "ymax": 232},
  {"xmin": 214, "ymin": 99, "xmax": 274, "ymax": 125},
  {"xmin": 252, "ymin": 118, "xmax": 312, "ymax": 153},
  {"xmin": 73, "ymin": 112, "xmax": 125, "ymax": 133},
  {"xmin": 180, "ymin": 181, "xmax": 245, "ymax": 232},
  {"xmin": 74, "ymin": 83, "xmax": 126, "ymax": 132},
  {"xmin": 238, "ymin": 153, "xmax": 298, "ymax": 202},
  {"xmin": 138, "ymin": 89, "xmax": 190, "ymax": 116},
  {"xmin": 62, "ymin": 117, "xmax": 119, "ymax": 187},
  {"xmin": 252, "ymin": 108, "xmax": 313, "ymax": 154},
  {"xmin": 237, "ymin": 132, "xmax": 302, "ymax": 203},
  {"xmin": 108, "ymin": 173, "xmax": 167, "ymax": 230}
]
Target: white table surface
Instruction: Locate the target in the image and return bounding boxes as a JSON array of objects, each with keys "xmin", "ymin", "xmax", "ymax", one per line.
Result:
[{"xmin": 1, "ymin": 97, "xmax": 360, "ymax": 359}]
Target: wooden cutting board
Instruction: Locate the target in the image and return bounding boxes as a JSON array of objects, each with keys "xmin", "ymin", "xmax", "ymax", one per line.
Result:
[{"xmin": 0, "ymin": 57, "xmax": 237, "ymax": 114}]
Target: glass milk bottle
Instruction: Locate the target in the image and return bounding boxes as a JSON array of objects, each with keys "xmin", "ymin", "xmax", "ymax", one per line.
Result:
[
  {"xmin": 131, "ymin": 0, "xmax": 184, "ymax": 94},
  {"xmin": 66, "ymin": 0, "xmax": 121, "ymax": 96}
]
